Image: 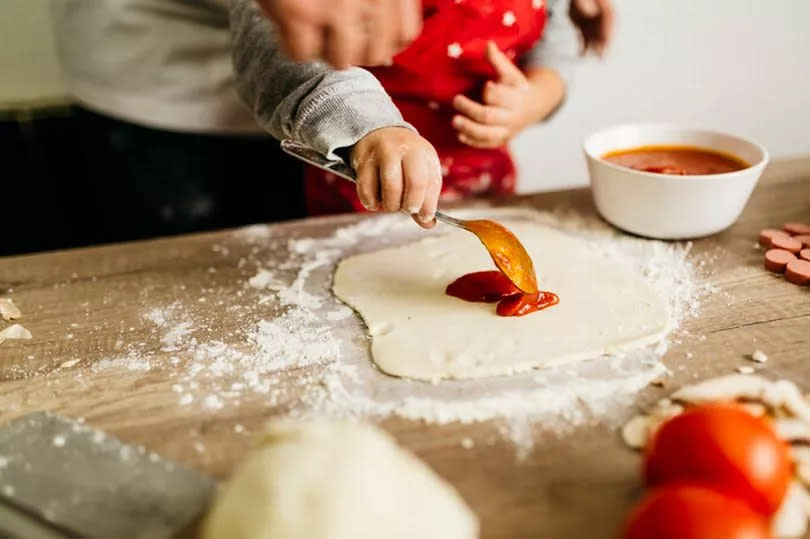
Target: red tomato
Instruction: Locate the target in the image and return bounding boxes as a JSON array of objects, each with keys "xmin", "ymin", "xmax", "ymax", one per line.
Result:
[
  {"xmin": 622, "ymin": 484, "xmax": 771, "ymax": 539},
  {"xmin": 643, "ymin": 403, "xmax": 791, "ymax": 516}
]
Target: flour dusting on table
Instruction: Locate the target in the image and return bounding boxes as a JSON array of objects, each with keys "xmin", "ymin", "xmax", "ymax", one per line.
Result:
[{"xmin": 94, "ymin": 208, "xmax": 712, "ymax": 453}]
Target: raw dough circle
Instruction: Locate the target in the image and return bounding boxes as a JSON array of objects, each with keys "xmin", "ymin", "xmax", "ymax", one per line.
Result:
[
  {"xmin": 203, "ymin": 421, "xmax": 478, "ymax": 539},
  {"xmin": 333, "ymin": 222, "xmax": 670, "ymax": 381}
]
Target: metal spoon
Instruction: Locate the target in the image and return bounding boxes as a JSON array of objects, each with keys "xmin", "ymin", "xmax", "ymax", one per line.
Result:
[{"xmin": 281, "ymin": 139, "xmax": 538, "ymax": 293}]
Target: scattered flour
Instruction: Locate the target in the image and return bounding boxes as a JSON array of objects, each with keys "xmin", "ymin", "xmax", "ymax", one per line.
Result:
[
  {"xmin": 247, "ymin": 269, "xmax": 277, "ymax": 290},
  {"xmin": 161, "ymin": 322, "xmax": 193, "ymax": 349},
  {"xmin": 93, "ymin": 208, "xmax": 710, "ymax": 455},
  {"xmin": 93, "ymin": 356, "xmax": 152, "ymax": 373}
]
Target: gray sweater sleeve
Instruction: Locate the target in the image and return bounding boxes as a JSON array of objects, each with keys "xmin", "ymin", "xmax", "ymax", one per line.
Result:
[
  {"xmin": 522, "ymin": 0, "xmax": 580, "ymax": 88},
  {"xmin": 228, "ymin": 0, "xmax": 413, "ymax": 160}
]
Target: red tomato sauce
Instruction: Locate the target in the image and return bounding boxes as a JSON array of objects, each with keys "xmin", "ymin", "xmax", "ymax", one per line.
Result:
[
  {"xmin": 602, "ymin": 145, "xmax": 749, "ymax": 175},
  {"xmin": 445, "ymin": 271, "xmax": 559, "ymax": 317}
]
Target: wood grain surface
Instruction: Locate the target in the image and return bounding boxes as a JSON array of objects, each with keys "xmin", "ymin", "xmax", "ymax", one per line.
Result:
[{"xmin": 1, "ymin": 158, "xmax": 808, "ymax": 538}]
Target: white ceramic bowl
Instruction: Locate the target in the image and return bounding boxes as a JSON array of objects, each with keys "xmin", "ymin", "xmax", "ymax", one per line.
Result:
[{"xmin": 584, "ymin": 124, "xmax": 768, "ymax": 239}]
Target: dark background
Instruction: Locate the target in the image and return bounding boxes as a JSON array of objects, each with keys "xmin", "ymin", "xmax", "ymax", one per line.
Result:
[{"xmin": 1, "ymin": 105, "xmax": 305, "ymax": 257}]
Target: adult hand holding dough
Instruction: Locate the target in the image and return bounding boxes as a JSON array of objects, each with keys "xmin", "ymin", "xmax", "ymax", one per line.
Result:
[
  {"xmin": 256, "ymin": 0, "xmax": 422, "ymax": 68},
  {"xmin": 203, "ymin": 420, "xmax": 478, "ymax": 539}
]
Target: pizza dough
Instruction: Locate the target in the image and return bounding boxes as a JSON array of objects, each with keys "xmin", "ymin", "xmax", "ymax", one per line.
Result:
[
  {"xmin": 333, "ymin": 222, "xmax": 670, "ymax": 381},
  {"xmin": 203, "ymin": 420, "xmax": 478, "ymax": 539}
]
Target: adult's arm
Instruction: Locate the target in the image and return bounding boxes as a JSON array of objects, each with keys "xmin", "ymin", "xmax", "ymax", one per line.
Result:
[{"xmin": 229, "ymin": 0, "xmax": 413, "ymax": 160}]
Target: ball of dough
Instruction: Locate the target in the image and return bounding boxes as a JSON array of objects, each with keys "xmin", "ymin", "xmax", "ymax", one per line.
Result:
[{"xmin": 203, "ymin": 420, "xmax": 478, "ymax": 539}]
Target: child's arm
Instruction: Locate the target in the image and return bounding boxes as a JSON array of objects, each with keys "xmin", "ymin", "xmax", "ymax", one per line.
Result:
[
  {"xmin": 229, "ymin": 0, "xmax": 441, "ymax": 226},
  {"xmin": 451, "ymin": 0, "xmax": 579, "ymax": 148},
  {"xmin": 450, "ymin": 42, "xmax": 568, "ymax": 149}
]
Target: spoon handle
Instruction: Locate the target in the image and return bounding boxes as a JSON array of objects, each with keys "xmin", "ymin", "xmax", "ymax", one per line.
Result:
[{"xmin": 281, "ymin": 140, "xmax": 460, "ymax": 229}]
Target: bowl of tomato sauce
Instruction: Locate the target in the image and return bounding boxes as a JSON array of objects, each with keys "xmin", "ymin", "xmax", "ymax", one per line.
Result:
[{"xmin": 584, "ymin": 124, "xmax": 768, "ymax": 239}]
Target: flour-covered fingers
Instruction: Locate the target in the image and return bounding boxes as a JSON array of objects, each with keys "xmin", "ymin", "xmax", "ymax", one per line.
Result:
[
  {"xmin": 416, "ymin": 172, "xmax": 442, "ymax": 229},
  {"xmin": 351, "ymin": 127, "xmax": 441, "ymax": 218},
  {"xmin": 354, "ymin": 156, "xmax": 381, "ymax": 211},
  {"xmin": 378, "ymin": 152, "xmax": 405, "ymax": 212},
  {"xmin": 401, "ymin": 157, "xmax": 431, "ymax": 217},
  {"xmin": 405, "ymin": 150, "xmax": 442, "ymax": 228}
]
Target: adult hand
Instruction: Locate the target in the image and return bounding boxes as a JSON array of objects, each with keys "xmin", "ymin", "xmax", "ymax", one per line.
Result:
[
  {"xmin": 256, "ymin": 0, "xmax": 422, "ymax": 68},
  {"xmin": 569, "ymin": 0, "xmax": 615, "ymax": 56},
  {"xmin": 350, "ymin": 127, "xmax": 443, "ymax": 229}
]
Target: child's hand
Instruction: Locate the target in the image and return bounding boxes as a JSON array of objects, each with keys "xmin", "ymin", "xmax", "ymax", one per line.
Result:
[
  {"xmin": 451, "ymin": 41, "xmax": 564, "ymax": 149},
  {"xmin": 351, "ymin": 127, "xmax": 443, "ymax": 229}
]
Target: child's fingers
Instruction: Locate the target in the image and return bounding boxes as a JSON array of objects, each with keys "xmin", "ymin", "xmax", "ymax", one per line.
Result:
[
  {"xmin": 407, "ymin": 149, "xmax": 442, "ymax": 226},
  {"xmin": 452, "ymin": 115, "xmax": 509, "ymax": 148},
  {"xmin": 486, "ymin": 41, "xmax": 525, "ymax": 85},
  {"xmin": 355, "ymin": 158, "xmax": 381, "ymax": 211},
  {"xmin": 401, "ymin": 154, "xmax": 430, "ymax": 215},
  {"xmin": 378, "ymin": 152, "xmax": 405, "ymax": 212},
  {"xmin": 417, "ymin": 169, "xmax": 442, "ymax": 227},
  {"xmin": 483, "ymin": 81, "xmax": 519, "ymax": 108},
  {"xmin": 452, "ymin": 95, "xmax": 510, "ymax": 126},
  {"xmin": 458, "ymin": 133, "xmax": 502, "ymax": 149}
]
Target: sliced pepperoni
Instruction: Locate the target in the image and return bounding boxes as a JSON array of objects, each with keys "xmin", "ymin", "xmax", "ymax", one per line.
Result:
[
  {"xmin": 764, "ymin": 249, "xmax": 797, "ymax": 273},
  {"xmin": 770, "ymin": 235, "xmax": 803, "ymax": 253},
  {"xmin": 792, "ymin": 235, "xmax": 810, "ymax": 248},
  {"xmin": 783, "ymin": 223, "xmax": 810, "ymax": 235},
  {"xmin": 759, "ymin": 229, "xmax": 790, "ymax": 247},
  {"xmin": 801, "ymin": 249, "xmax": 810, "ymax": 262},
  {"xmin": 785, "ymin": 259, "xmax": 810, "ymax": 286}
]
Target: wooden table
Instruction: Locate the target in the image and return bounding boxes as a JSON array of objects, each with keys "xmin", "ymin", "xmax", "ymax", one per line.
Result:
[{"xmin": 1, "ymin": 157, "xmax": 809, "ymax": 538}]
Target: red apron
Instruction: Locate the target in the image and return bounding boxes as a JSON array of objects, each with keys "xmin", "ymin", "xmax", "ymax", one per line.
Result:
[{"xmin": 305, "ymin": 0, "xmax": 548, "ymax": 215}]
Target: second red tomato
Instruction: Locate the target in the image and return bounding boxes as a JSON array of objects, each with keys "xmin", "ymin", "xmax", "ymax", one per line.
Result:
[{"xmin": 643, "ymin": 403, "xmax": 791, "ymax": 516}]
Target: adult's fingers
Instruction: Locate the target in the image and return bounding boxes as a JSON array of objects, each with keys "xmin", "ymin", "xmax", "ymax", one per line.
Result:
[
  {"xmin": 324, "ymin": 14, "xmax": 364, "ymax": 69},
  {"xmin": 486, "ymin": 41, "xmax": 525, "ymax": 85},
  {"xmin": 452, "ymin": 95, "xmax": 510, "ymax": 126},
  {"xmin": 483, "ymin": 81, "xmax": 520, "ymax": 108},
  {"xmin": 452, "ymin": 115, "xmax": 509, "ymax": 148},
  {"xmin": 365, "ymin": 0, "xmax": 397, "ymax": 66},
  {"xmin": 279, "ymin": 20, "xmax": 323, "ymax": 63},
  {"xmin": 397, "ymin": 0, "xmax": 422, "ymax": 51}
]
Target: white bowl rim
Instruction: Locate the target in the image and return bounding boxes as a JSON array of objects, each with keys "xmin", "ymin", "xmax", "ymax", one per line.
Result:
[{"xmin": 583, "ymin": 123, "xmax": 770, "ymax": 181}]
